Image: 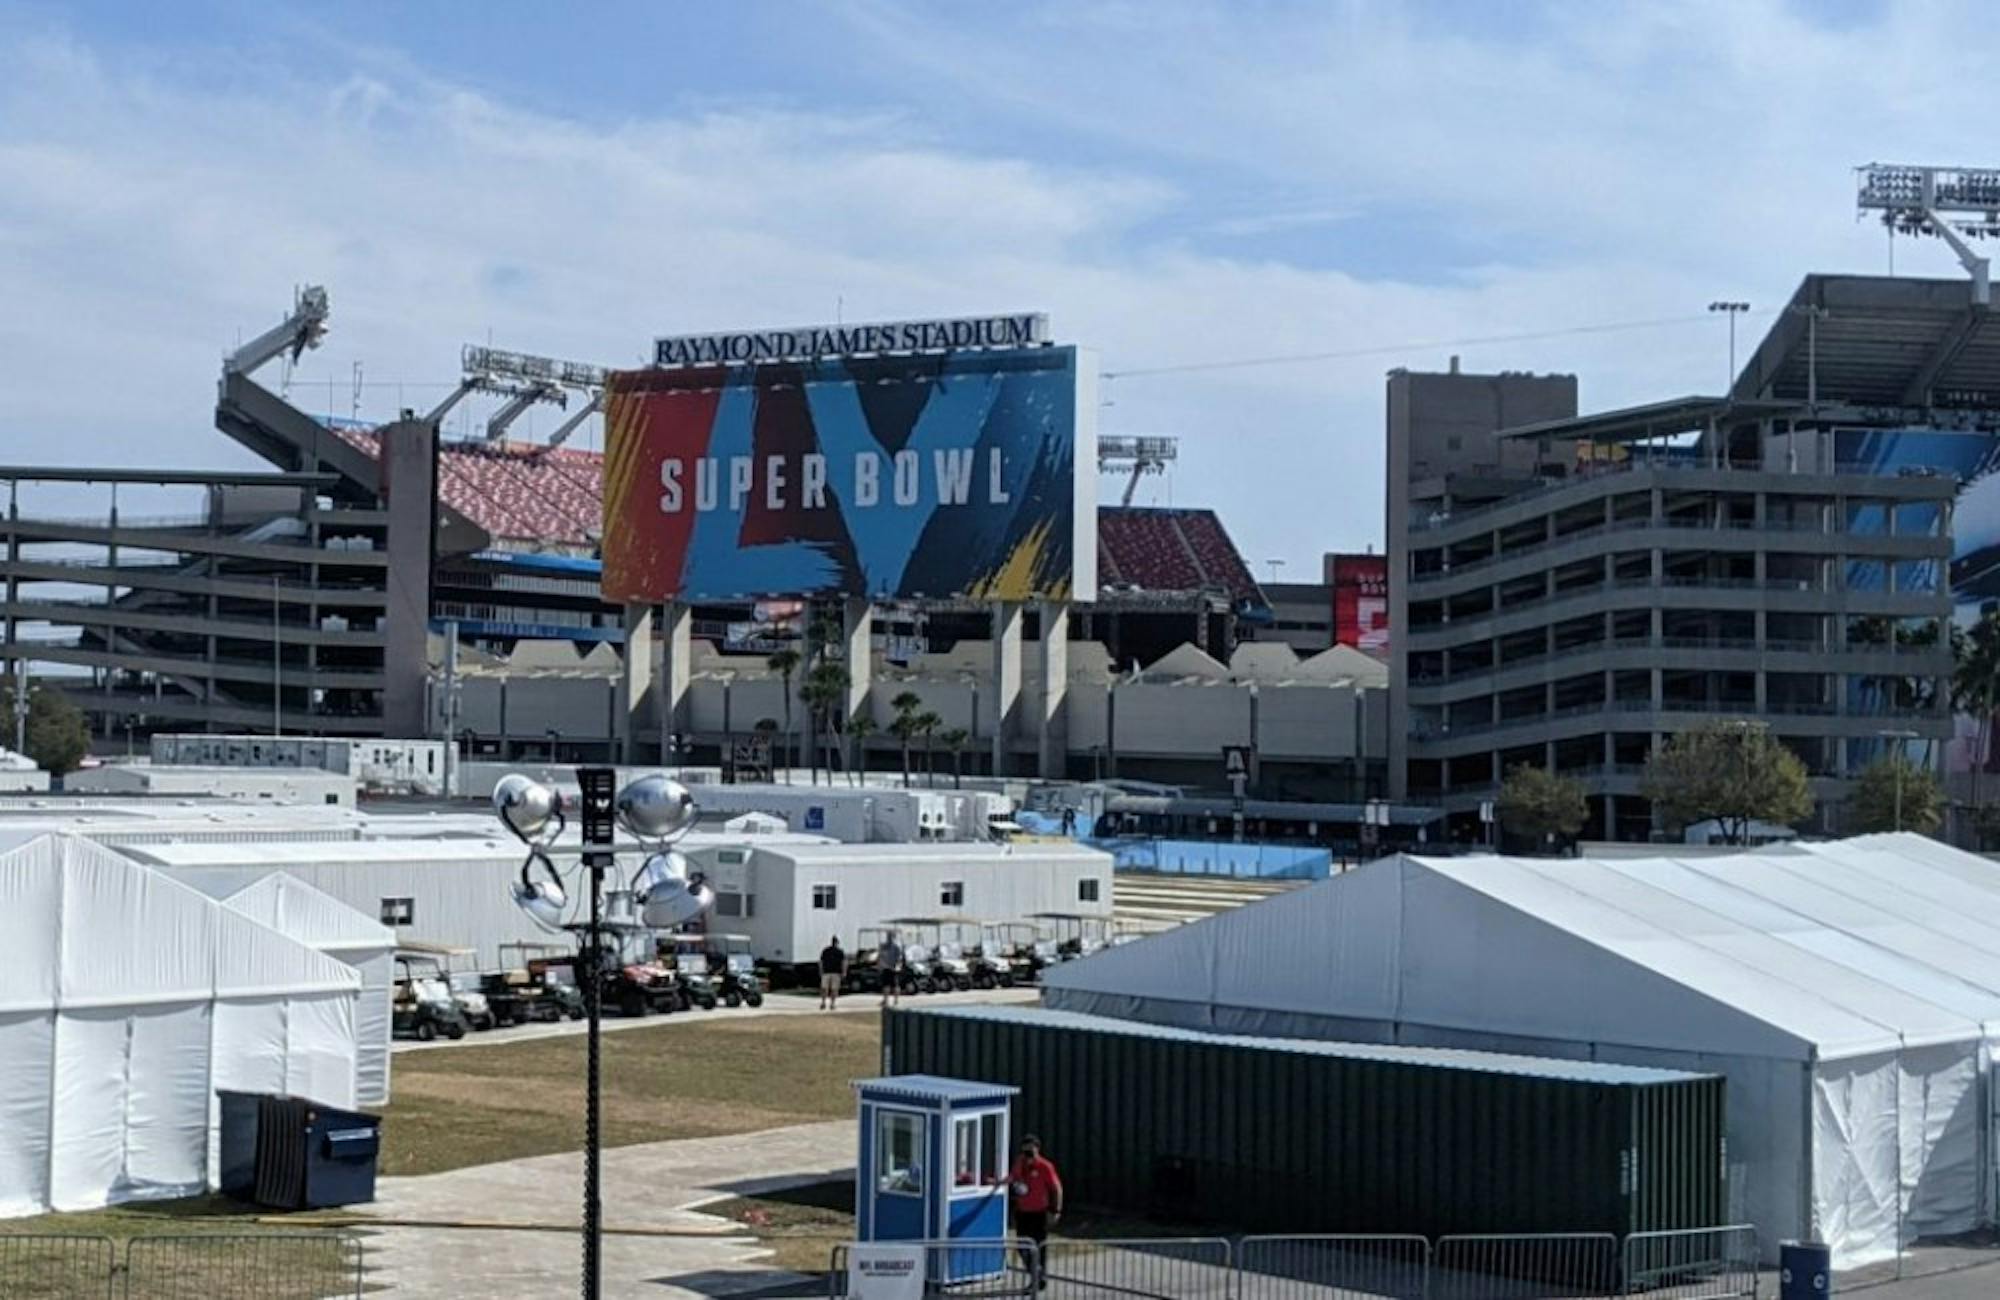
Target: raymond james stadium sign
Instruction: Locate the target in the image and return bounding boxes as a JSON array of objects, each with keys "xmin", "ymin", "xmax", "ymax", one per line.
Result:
[{"xmin": 653, "ymin": 313, "xmax": 1048, "ymax": 368}]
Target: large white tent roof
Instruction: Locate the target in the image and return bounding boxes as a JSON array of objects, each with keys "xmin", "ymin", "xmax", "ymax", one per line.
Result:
[
  {"xmin": 219, "ymin": 873, "xmax": 397, "ymax": 956},
  {"xmin": 1043, "ymin": 834, "xmax": 2000, "ymax": 1064}
]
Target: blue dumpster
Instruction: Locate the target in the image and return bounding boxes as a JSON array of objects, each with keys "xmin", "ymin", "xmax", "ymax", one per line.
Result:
[
  {"xmin": 217, "ymin": 1090, "xmax": 382, "ymax": 1210},
  {"xmin": 1779, "ymin": 1240, "xmax": 1832, "ymax": 1300},
  {"xmin": 854, "ymin": 1075, "xmax": 1017, "ymax": 1283}
]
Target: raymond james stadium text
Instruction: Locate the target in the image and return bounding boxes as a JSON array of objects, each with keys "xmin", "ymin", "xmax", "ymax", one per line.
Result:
[
  {"xmin": 659, "ymin": 448, "xmax": 1013, "ymax": 514},
  {"xmin": 653, "ymin": 314, "xmax": 1045, "ymax": 367}
]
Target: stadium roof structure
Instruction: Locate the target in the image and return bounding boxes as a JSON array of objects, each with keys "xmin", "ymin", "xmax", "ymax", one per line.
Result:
[
  {"xmin": 1736, "ymin": 273, "xmax": 2000, "ymax": 410},
  {"xmin": 1495, "ymin": 274, "xmax": 2000, "ymax": 448}
]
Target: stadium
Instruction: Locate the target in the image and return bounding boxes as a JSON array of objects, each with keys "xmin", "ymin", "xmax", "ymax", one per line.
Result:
[{"xmin": 0, "ymin": 289, "xmax": 1390, "ymax": 823}]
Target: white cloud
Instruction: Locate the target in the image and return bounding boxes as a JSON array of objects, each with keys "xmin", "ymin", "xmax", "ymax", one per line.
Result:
[{"xmin": 0, "ymin": 4, "xmax": 1993, "ymax": 563}]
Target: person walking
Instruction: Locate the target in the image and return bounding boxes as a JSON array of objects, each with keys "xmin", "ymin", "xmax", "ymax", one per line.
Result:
[
  {"xmin": 1008, "ymin": 1135, "xmax": 1063, "ymax": 1290},
  {"xmin": 817, "ymin": 935, "xmax": 846, "ymax": 1011},
  {"xmin": 877, "ymin": 930, "xmax": 905, "ymax": 1008}
]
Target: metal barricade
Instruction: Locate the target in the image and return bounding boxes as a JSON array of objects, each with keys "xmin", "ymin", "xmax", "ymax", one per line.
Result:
[
  {"xmin": 828, "ymin": 1239, "xmax": 1039, "ymax": 1297},
  {"xmin": 0, "ymin": 1232, "xmax": 117, "ymax": 1299},
  {"xmin": 1039, "ymin": 1236, "xmax": 1234, "ymax": 1298},
  {"xmin": 122, "ymin": 1232, "xmax": 364, "ymax": 1299},
  {"xmin": 1621, "ymin": 1226, "xmax": 1758, "ymax": 1298},
  {"xmin": 1432, "ymin": 1233, "xmax": 1621, "ymax": 1300},
  {"xmin": 1236, "ymin": 1234, "xmax": 1432, "ymax": 1300}
]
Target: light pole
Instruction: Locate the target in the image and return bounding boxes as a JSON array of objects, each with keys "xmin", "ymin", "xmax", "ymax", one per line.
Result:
[
  {"xmin": 494, "ymin": 769, "xmax": 710, "ymax": 1300},
  {"xmin": 271, "ymin": 574, "xmax": 283, "ymax": 738},
  {"xmin": 1709, "ymin": 301, "xmax": 1750, "ymax": 396}
]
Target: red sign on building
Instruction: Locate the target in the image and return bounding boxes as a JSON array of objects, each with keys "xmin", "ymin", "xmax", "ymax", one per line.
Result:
[{"xmin": 1325, "ymin": 553, "xmax": 1388, "ymax": 654}]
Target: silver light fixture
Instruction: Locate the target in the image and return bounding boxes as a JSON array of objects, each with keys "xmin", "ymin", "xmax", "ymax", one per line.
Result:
[
  {"xmin": 614, "ymin": 773, "xmax": 697, "ymax": 843},
  {"xmin": 629, "ymin": 849, "xmax": 715, "ymax": 928},
  {"xmin": 493, "ymin": 773, "xmax": 562, "ymax": 840},
  {"xmin": 494, "ymin": 773, "xmax": 569, "ymax": 932}
]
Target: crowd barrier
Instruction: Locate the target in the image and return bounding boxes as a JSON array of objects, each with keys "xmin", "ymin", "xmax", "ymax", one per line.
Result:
[
  {"xmin": 0, "ymin": 1230, "xmax": 364, "ymax": 1299},
  {"xmin": 827, "ymin": 1226, "xmax": 1760, "ymax": 1297}
]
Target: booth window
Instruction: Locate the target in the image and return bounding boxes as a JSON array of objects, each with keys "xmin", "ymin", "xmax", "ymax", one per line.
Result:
[
  {"xmin": 716, "ymin": 892, "xmax": 754, "ymax": 918},
  {"xmin": 953, "ymin": 1112, "xmax": 1004, "ymax": 1188},
  {"xmin": 811, "ymin": 885, "xmax": 838, "ymax": 911},
  {"xmin": 877, "ymin": 1111, "xmax": 924, "ymax": 1196},
  {"xmin": 379, "ymin": 897, "xmax": 415, "ymax": 926},
  {"xmin": 1078, "ymin": 878, "xmax": 1102, "ymax": 903},
  {"xmin": 940, "ymin": 881, "xmax": 964, "ymax": 908}
]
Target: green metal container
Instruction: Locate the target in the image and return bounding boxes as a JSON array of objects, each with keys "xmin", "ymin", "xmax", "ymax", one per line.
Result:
[{"xmin": 884, "ymin": 1004, "xmax": 1726, "ymax": 1237}]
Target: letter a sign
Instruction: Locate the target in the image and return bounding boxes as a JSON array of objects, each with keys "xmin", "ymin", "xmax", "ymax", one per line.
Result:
[{"xmin": 1222, "ymin": 746, "xmax": 1251, "ymax": 781}]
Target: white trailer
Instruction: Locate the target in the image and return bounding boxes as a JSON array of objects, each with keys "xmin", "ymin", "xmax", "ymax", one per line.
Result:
[
  {"xmin": 149, "ymin": 735, "xmax": 448, "ymax": 796},
  {"xmin": 686, "ymin": 839, "xmax": 1115, "ymax": 973}
]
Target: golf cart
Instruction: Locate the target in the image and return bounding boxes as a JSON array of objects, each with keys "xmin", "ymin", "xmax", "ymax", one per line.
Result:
[
  {"xmin": 982, "ymin": 920, "xmax": 1044, "ymax": 984},
  {"xmin": 392, "ymin": 958, "xmax": 468, "ymax": 1042},
  {"xmin": 853, "ymin": 926, "xmax": 928, "ymax": 996},
  {"xmin": 709, "ymin": 934, "xmax": 767, "ymax": 1007},
  {"xmin": 397, "ymin": 948, "xmax": 490, "ymax": 1032},
  {"xmin": 660, "ymin": 933, "xmax": 722, "ymax": 1011},
  {"xmin": 941, "ymin": 917, "xmax": 1011, "ymax": 989},
  {"xmin": 594, "ymin": 928, "xmax": 684, "ymax": 1018},
  {"xmin": 500, "ymin": 942, "xmax": 587, "ymax": 1021},
  {"xmin": 888, "ymin": 918, "xmax": 973, "ymax": 992},
  {"xmin": 1031, "ymin": 912, "xmax": 1113, "ymax": 961}
]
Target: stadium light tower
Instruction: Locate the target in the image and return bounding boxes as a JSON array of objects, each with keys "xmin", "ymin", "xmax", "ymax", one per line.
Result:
[
  {"xmin": 1098, "ymin": 435, "xmax": 1179, "ymax": 506},
  {"xmin": 457, "ymin": 345, "xmax": 607, "ymax": 443},
  {"xmin": 1857, "ymin": 163, "xmax": 2000, "ymax": 305}
]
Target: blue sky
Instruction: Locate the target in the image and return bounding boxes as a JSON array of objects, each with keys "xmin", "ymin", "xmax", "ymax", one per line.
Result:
[{"xmin": 0, "ymin": 0, "xmax": 1984, "ymax": 564}]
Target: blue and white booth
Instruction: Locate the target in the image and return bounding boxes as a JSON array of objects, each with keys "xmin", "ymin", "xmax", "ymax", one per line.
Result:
[{"xmin": 855, "ymin": 1075, "xmax": 1018, "ymax": 1280}]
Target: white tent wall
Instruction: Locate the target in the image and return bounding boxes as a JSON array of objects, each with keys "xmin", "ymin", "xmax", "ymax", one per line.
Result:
[
  {"xmin": 0, "ymin": 834, "xmax": 360, "ymax": 1218},
  {"xmin": 1041, "ymin": 840, "xmax": 2000, "ymax": 1268},
  {"xmin": 220, "ymin": 875, "xmax": 395, "ymax": 1107}
]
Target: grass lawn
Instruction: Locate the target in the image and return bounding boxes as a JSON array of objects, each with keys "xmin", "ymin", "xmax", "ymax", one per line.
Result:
[{"xmin": 380, "ymin": 1010, "xmax": 882, "ymax": 1177}]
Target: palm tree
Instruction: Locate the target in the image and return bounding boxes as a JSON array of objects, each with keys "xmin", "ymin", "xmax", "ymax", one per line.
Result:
[
  {"xmin": 848, "ymin": 712, "xmax": 877, "ymax": 787},
  {"xmin": 751, "ymin": 717, "xmax": 780, "ymax": 782},
  {"xmin": 889, "ymin": 691, "xmax": 924, "ymax": 788},
  {"xmin": 766, "ymin": 645, "xmax": 801, "ymax": 783},
  {"xmin": 1955, "ymin": 610, "xmax": 2000, "ymax": 825},
  {"xmin": 939, "ymin": 727, "xmax": 970, "ymax": 789},
  {"xmin": 801, "ymin": 658, "xmax": 850, "ymax": 786},
  {"xmin": 916, "ymin": 710, "xmax": 942, "ymax": 787}
]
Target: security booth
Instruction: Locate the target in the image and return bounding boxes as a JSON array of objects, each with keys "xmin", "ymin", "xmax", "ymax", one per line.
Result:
[{"xmin": 854, "ymin": 1075, "xmax": 1017, "ymax": 1281}]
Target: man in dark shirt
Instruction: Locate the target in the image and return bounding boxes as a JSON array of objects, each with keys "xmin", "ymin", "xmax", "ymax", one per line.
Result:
[{"xmin": 818, "ymin": 936, "xmax": 846, "ymax": 1010}]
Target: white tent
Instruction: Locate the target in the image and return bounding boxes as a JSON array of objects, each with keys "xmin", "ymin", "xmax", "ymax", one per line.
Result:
[
  {"xmin": 1042, "ymin": 834, "xmax": 2000, "ymax": 1269},
  {"xmin": 221, "ymin": 874, "xmax": 395, "ymax": 1107},
  {"xmin": 0, "ymin": 834, "xmax": 359, "ymax": 1217}
]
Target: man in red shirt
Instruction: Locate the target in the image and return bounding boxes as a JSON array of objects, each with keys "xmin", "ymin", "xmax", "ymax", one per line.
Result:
[{"xmin": 1008, "ymin": 1135, "xmax": 1063, "ymax": 1290}]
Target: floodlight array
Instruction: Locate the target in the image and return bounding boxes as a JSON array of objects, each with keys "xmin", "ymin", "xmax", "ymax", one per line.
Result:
[{"xmin": 463, "ymin": 344, "xmax": 606, "ymax": 391}]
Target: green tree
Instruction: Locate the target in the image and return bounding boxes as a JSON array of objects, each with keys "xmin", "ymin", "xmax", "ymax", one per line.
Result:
[
  {"xmin": 765, "ymin": 645, "xmax": 801, "ymax": 783},
  {"xmin": 939, "ymin": 727, "xmax": 971, "ymax": 789},
  {"xmin": 0, "ymin": 684, "xmax": 88, "ymax": 776},
  {"xmin": 1847, "ymin": 753, "xmax": 1945, "ymax": 836},
  {"xmin": 1954, "ymin": 610, "xmax": 2000, "ymax": 811},
  {"xmin": 889, "ymin": 691, "xmax": 924, "ymax": 788},
  {"xmin": 847, "ymin": 712, "xmax": 877, "ymax": 787},
  {"xmin": 1496, "ymin": 764, "xmax": 1589, "ymax": 850},
  {"xmin": 1641, "ymin": 721, "xmax": 1813, "ymax": 845},
  {"xmin": 915, "ymin": 710, "xmax": 942, "ymax": 787},
  {"xmin": 800, "ymin": 657, "xmax": 851, "ymax": 787}
]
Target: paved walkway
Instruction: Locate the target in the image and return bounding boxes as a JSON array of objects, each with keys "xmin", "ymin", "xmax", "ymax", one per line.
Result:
[{"xmin": 358, "ymin": 1121, "xmax": 855, "ymax": 1296}]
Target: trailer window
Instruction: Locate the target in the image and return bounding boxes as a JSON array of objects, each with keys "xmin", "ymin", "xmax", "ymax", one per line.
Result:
[
  {"xmin": 811, "ymin": 885, "xmax": 838, "ymax": 910},
  {"xmin": 940, "ymin": 881, "xmax": 964, "ymax": 908},
  {"xmin": 877, "ymin": 1111, "xmax": 924, "ymax": 1196},
  {"xmin": 379, "ymin": 897, "xmax": 415, "ymax": 926},
  {"xmin": 716, "ymin": 891, "xmax": 755, "ymax": 918},
  {"xmin": 1078, "ymin": 878, "xmax": 1101, "ymax": 903}
]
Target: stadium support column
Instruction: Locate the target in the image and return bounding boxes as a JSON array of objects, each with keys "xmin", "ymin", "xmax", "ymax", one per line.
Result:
[
  {"xmin": 1038, "ymin": 601, "xmax": 1069, "ymax": 778},
  {"xmin": 991, "ymin": 601, "xmax": 1024, "ymax": 777},
  {"xmin": 661, "ymin": 602, "xmax": 692, "ymax": 759},
  {"xmin": 842, "ymin": 598, "xmax": 872, "ymax": 737},
  {"xmin": 619, "ymin": 604, "xmax": 653, "ymax": 765},
  {"xmin": 381, "ymin": 418, "xmax": 436, "ymax": 739}
]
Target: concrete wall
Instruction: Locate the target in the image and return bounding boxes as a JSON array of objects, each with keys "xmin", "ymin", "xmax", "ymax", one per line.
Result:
[{"xmin": 381, "ymin": 419, "xmax": 437, "ymax": 738}]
